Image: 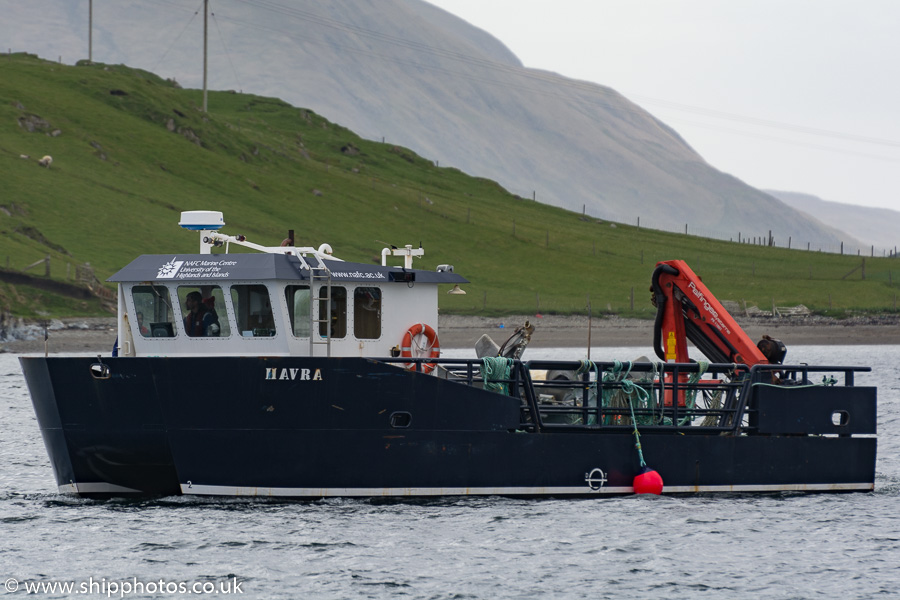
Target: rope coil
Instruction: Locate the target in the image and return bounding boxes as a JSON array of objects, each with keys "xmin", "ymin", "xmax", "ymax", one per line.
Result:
[{"xmin": 480, "ymin": 357, "xmax": 513, "ymax": 395}]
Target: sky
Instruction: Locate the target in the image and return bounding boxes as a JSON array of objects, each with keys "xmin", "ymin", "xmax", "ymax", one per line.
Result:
[{"xmin": 426, "ymin": 0, "xmax": 900, "ymax": 211}]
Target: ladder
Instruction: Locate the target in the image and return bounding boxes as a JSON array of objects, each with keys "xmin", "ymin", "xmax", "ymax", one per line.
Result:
[{"xmin": 295, "ymin": 252, "xmax": 333, "ymax": 357}]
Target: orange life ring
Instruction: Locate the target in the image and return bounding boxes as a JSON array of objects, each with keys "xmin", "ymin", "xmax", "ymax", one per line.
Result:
[{"xmin": 400, "ymin": 323, "xmax": 440, "ymax": 374}]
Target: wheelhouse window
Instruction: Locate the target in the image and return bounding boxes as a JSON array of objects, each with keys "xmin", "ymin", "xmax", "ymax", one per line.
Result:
[
  {"xmin": 354, "ymin": 287, "xmax": 382, "ymax": 339},
  {"xmin": 131, "ymin": 285, "xmax": 176, "ymax": 338},
  {"xmin": 177, "ymin": 285, "xmax": 230, "ymax": 337},
  {"xmin": 231, "ymin": 284, "xmax": 276, "ymax": 337},
  {"xmin": 285, "ymin": 285, "xmax": 311, "ymax": 337},
  {"xmin": 318, "ymin": 286, "xmax": 346, "ymax": 338}
]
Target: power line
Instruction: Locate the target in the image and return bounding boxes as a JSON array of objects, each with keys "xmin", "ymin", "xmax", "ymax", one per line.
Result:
[
  {"xmin": 146, "ymin": 0, "xmax": 900, "ymax": 157},
  {"xmin": 626, "ymin": 94, "xmax": 900, "ymax": 149},
  {"xmin": 150, "ymin": 1, "xmax": 204, "ymax": 75},
  {"xmin": 228, "ymin": 0, "xmax": 900, "ymax": 150},
  {"xmin": 211, "ymin": 7, "xmax": 243, "ymax": 93},
  {"xmin": 662, "ymin": 116, "xmax": 900, "ymax": 163}
]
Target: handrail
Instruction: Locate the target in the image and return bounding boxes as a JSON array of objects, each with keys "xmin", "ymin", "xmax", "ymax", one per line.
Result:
[
  {"xmin": 748, "ymin": 363, "xmax": 870, "ymax": 387},
  {"xmin": 375, "ymin": 357, "xmax": 869, "ymax": 435}
]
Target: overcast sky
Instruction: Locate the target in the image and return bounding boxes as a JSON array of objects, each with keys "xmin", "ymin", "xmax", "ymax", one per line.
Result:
[{"xmin": 426, "ymin": 0, "xmax": 900, "ymax": 211}]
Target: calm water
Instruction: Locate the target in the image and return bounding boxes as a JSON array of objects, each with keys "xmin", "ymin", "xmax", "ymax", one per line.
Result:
[{"xmin": 1, "ymin": 346, "xmax": 899, "ymax": 599}]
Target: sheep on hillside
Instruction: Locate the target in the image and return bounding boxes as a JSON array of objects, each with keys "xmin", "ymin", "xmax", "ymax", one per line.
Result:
[{"xmin": 38, "ymin": 155, "xmax": 52, "ymax": 168}]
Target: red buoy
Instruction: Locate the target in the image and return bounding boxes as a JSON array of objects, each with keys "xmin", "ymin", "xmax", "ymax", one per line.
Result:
[{"xmin": 633, "ymin": 466, "xmax": 663, "ymax": 495}]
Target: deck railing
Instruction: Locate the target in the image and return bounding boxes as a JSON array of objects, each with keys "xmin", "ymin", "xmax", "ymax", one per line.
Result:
[{"xmin": 383, "ymin": 357, "xmax": 870, "ymax": 435}]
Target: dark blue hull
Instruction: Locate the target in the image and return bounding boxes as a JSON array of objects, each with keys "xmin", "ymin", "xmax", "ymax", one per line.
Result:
[{"xmin": 20, "ymin": 356, "xmax": 877, "ymax": 497}]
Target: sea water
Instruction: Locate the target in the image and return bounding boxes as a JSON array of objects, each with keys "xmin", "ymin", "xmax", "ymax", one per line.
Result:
[{"xmin": 1, "ymin": 347, "xmax": 898, "ymax": 599}]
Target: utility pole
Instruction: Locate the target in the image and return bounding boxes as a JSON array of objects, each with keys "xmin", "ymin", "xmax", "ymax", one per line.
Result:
[
  {"xmin": 88, "ymin": 0, "xmax": 93, "ymax": 63},
  {"xmin": 202, "ymin": 0, "xmax": 209, "ymax": 112}
]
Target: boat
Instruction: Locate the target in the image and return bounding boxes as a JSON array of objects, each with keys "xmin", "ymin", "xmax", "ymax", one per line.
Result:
[{"xmin": 19, "ymin": 211, "xmax": 877, "ymax": 498}]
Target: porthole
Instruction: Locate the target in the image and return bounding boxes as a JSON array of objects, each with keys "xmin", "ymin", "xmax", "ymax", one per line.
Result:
[{"xmin": 390, "ymin": 411, "xmax": 412, "ymax": 429}]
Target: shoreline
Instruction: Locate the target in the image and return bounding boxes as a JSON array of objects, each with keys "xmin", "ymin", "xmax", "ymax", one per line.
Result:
[
  {"xmin": 2, "ymin": 314, "xmax": 898, "ymax": 354},
  {"xmin": 438, "ymin": 313, "xmax": 900, "ymax": 349}
]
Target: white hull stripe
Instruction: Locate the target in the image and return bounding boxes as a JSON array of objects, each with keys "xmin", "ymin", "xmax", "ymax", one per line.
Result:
[
  {"xmin": 180, "ymin": 482, "xmax": 874, "ymax": 497},
  {"xmin": 662, "ymin": 482, "xmax": 873, "ymax": 493},
  {"xmin": 59, "ymin": 482, "xmax": 142, "ymax": 494}
]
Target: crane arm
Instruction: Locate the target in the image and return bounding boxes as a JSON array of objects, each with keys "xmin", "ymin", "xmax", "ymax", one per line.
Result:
[{"xmin": 650, "ymin": 260, "xmax": 779, "ymax": 366}]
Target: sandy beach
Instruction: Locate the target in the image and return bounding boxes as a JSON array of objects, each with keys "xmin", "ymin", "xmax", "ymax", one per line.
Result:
[{"xmin": 2, "ymin": 313, "xmax": 898, "ymax": 354}]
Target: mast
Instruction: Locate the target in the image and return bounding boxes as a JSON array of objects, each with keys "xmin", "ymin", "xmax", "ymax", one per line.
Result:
[
  {"xmin": 202, "ymin": 0, "xmax": 208, "ymax": 113},
  {"xmin": 88, "ymin": 0, "xmax": 93, "ymax": 63}
]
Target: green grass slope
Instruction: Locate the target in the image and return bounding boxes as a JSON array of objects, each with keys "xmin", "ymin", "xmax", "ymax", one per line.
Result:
[{"xmin": 1, "ymin": 54, "xmax": 898, "ymax": 319}]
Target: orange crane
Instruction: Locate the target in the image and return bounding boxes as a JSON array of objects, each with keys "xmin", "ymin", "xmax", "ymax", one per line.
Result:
[{"xmin": 650, "ymin": 260, "xmax": 786, "ymax": 367}]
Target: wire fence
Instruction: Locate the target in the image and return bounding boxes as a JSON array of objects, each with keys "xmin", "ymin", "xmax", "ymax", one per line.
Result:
[
  {"xmin": 458, "ymin": 181, "xmax": 899, "ymax": 258},
  {"xmin": 509, "ymin": 196, "xmax": 900, "ymax": 257},
  {"xmin": 616, "ymin": 213, "xmax": 898, "ymax": 257},
  {"xmin": 1, "ymin": 256, "xmax": 115, "ymax": 301},
  {"xmin": 351, "ymin": 132, "xmax": 900, "ymax": 258}
]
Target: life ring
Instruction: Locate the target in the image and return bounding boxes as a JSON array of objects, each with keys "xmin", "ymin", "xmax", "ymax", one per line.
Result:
[{"xmin": 400, "ymin": 323, "xmax": 440, "ymax": 373}]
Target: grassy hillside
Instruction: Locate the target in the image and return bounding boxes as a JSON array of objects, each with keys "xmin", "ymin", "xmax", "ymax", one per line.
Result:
[{"xmin": 1, "ymin": 53, "xmax": 898, "ymax": 320}]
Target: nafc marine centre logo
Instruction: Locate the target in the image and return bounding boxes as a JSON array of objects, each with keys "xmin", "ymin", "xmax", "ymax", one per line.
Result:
[{"xmin": 157, "ymin": 257, "xmax": 185, "ymax": 279}]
